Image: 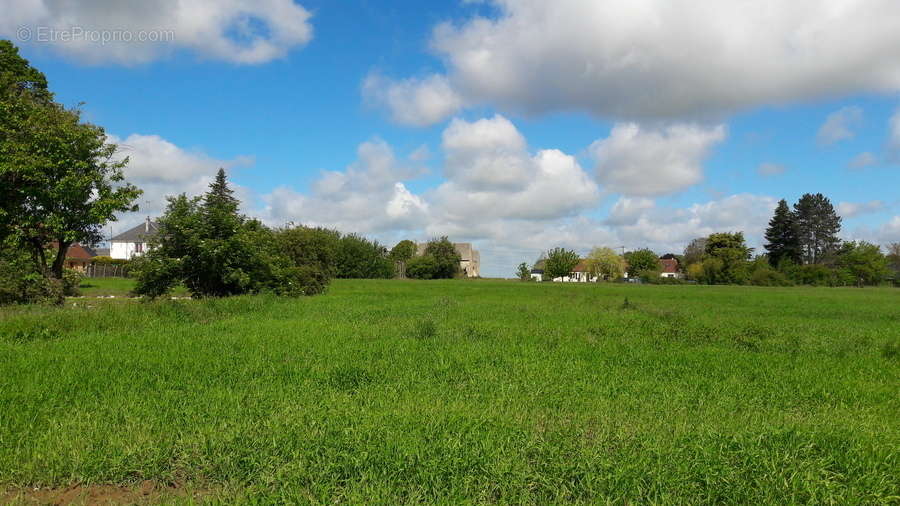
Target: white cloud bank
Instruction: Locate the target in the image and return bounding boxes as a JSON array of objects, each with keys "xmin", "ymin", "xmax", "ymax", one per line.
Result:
[
  {"xmin": 1, "ymin": 0, "xmax": 313, "ymax": 64},
  {"xmin": 817, "ymin": 107, "xmax": 863, "ymax": 145},
  {"xmin": 368, "ymin": 0, "xmax": 900, "ymax": 126}
]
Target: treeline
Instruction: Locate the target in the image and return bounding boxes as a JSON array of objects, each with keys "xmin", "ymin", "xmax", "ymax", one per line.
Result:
[{"xmin": 523, "ymin": 193, "xmax": 898, "ymax": 287}]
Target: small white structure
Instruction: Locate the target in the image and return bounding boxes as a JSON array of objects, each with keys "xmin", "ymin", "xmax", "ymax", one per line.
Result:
[{"xmin": 110, "ymin": 217, "xmax": 158, "ymax": 260}]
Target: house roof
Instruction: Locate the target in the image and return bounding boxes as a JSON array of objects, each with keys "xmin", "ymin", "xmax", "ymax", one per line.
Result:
[
  {"xmin": 65, "ymin": 243, "xmax": 94, "ymax": 260},
  {"xmin": 573, "ymin": 260, "xmax": 590, "ymax": 272},
  {"xmin": 660, "ymin": 257, "xmax": 679, "ymax": 273},
  {"xmin": 111, "ymin": 220, "xmax": 159, "ymax": 242}
]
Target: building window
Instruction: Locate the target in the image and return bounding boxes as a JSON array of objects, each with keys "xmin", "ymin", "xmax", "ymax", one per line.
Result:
[{"xmin": 135, "ymin": 242, "xmax": 143, "ymax": 253}]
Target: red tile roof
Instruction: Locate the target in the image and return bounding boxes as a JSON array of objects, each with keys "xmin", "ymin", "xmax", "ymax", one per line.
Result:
[{"xmin": 660, "ymin": 257, "xmax": 679, "ymax": 273}]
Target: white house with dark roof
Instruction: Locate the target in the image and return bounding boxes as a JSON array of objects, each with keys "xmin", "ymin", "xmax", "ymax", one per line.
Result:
[{"xmin": 110, "ymin": 217, "xmax": 158, "ymax": 260}]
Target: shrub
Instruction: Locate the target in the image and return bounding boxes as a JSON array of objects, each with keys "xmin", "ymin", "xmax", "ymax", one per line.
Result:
[
  {"xmin": 275, "ymin": 226, "xmax": 341, "ymax": 279},
  {"xmin": 406, "ymin": 255, "xmax": 438, "ymax": 280},
  {"xmin": 336, "ymin": 234, "xmax": 395, "ymax": 279},
  {"xmin": 274, "ymin": 265, "xmax": 329, "ymax": 296},
  {"xmin": 61, "ymin": 268, "xmax": 82, "ymax": 296},
  {"xmin": 0, "ymin": 247, "xmax": 63, "ymax": 305},
  {"xmin": 423, "ymin": 237, "xmax": 461, "ymax": 279},
  {"xmin": 90, "ymin": 256, "xmax": 130, "ymax": 266}
]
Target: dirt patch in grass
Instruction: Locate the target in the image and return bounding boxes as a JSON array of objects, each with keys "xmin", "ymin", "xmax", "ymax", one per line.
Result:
[{"xmin": 2, "ymin": 481, "xmax": 206, "ymax": 505}]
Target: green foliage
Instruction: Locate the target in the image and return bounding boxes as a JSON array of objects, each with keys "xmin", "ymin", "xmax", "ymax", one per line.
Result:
[
  {"xmin": 794, "ymin": 193, "xmax": 842, "ymax": 265},
  {"xmin": 624, "ymin": 249, "xmax": 660, "ymax": 275},
  {"xmin": 423, "ymin": 237, "xmax": 461, "ymax": 279},
  {"xmin": 543, "ymin": 247, "xmax": 580, "ymax": 280},
  {"xmin": 61, "ymin": 268, "xmax": 82, "ymax": 297},
  {"xmin": 276, "ymin": 225, "xmax": 341, "ymax": 278},
  {"xmin": 516, "ymin": 262, "xmax": 532, "ymax": 281},
  {"xmin": 89, "ymin": 256, "xmax": 130, "ymax": 266},
  {"xmin": 336, "ymin": 234, "xmax": 394, "ymax": 279},
  {"xmin": 389, "ymin": 240, "xmax": 417, "ymax": 263},
  {"xmin": 748, "ymin": 257, "xmax": 793, "ymax": 287},
  {"xmin": 586, "ymin": 247, "xmax": 625, "ymax": 281},
  {"xmin": 134, "ymin": 171, "xmax": 325, "ymax": 298},
  {"xmin": 1, "ymin": 40, "xmax": 141, "ymax": 281},
  {"xmin": 700, "ymin": 232, "xmax": 752, "ymax": 284},
  {"xmin": 836, "ymin": 241, "xmax": 890, "ymax": 287},
  {"xmin": 406, "ymin": 255, "xmax": 438, "ymax": 280},
  {"xmin": 764, "ymin": 199, "xmax": 800, "ymax": 266},
  {"xmin": 0, "ymin": 244, "xmax": 62, "ymax": 305},
  {"xmin": 683, "ymin": 237, "xmax": 707, "ymax": 268}
]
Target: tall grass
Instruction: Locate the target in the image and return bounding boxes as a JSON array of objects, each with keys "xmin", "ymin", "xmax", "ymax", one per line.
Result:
[{"xmin": 1, "ymin": 280, "xmax": 898, "ymax": 503}]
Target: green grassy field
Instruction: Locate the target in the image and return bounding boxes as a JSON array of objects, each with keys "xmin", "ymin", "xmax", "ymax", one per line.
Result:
[{"xmin": 1, "ymin": 279, "xmax": 898, "ymax": 504}]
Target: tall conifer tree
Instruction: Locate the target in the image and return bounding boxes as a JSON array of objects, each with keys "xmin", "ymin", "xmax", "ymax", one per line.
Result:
[
  {"xmin": 764, "ymin": 199, "xmax": 799, "ymax": 266},
  {"xmin": 793, "ymin": 193, "xmax": 842, "ymax": 265}
]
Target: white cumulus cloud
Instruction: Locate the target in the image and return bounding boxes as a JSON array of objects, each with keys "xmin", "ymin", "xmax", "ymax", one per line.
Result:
[
  {"xmin": 590, "ymin": 123, "xmax": 726, "ymax": 196},
  {"xmin": 363, "ymin": 74, "xmax": 464, "ymax": 127},
  {"xmin": 2, "ymin": 0, "xmax": 313, "ymax": 64},
  {"xmin": 382, "ymin": 0, "xmax": 900, "ymax": 125}
]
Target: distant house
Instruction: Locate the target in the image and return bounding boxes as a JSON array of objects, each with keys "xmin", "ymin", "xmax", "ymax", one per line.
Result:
[
  {"xmin": 110, "ymin": 217, "xmax": 158, "ymax": 260},
  {"xmin": 415, "ymin": 242, "xmax": 481, "ymax": 278},
  {"xmin": 659, "ymin": 255, "xmax": 682, "ymax": 279},
  {"xmin": 53, "ymin": 243, "xmax": 95, "ymax": 272},
  {"xmin": 532, "ymin": 259, "xmax": 598, "ymax": 283}
]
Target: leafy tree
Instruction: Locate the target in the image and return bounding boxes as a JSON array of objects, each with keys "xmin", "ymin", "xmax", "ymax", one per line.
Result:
[
  {"xmin": 794, "ymin": 193, "xmax": 842, "ymax": 265},
  {"xmin": 836, "ymin": 241, "xmax": 890, "ymax": 287},
  {"xmin": 683, "ymin": 238, "xmax": 707, "ymax": 268},
  {"xmin": 586, "ymin": 247, "xmax": 625, "ymax": 281},
  {"xmin": 423, "ymin": 237, "xmax": 461, "ymax": 279},
  {"xmin": 134, "ymin": 171, "xmax": 324, "ymax": 298},
  {"xmin": 390, "ymin": 240, "xmax": 417, "ymax": 263},
  {"xmin": 0, "ymin": 40, "xmax": 51, "ymax": 102},
  {"xmin": 275, "ymin": 225, "xmax": 341, "ymax": 278},
  {"xmin": 336, "ymin": 234, "xmax": 394, "ymax": 279},
  {"xmin": 764, "ymin": 199, "xmax": 800, "ymax": 266},
  {"xmin": 702, "ymin": 232, "xmax": 752, "ymax": 284},
  {"xmin": 516, "ymin": 262, "xmax": 532, "ymax": 281},
  {"xmin": 624, "ymin": 249, "xmax": 660, "ymax": 276},
  {"xmin": 1, "ymin": 40, "xmax": 141, "ymax": 282},
  {"xmin": 407, "ymin": 255, "xmax": 438, "ymax": 280},
  {"xmin": 543, "ymin": 247, "xmax": 580, "ymax": 280},
  {"xmin": 887, "ymin": 243, "xmax": 900, "ymax": 275}
]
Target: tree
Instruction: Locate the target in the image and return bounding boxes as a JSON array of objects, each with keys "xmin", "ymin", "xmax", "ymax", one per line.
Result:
[
  {"xmin": 624, "ymin": 249, "xmax": 660, "ymax": 276},
  {"xmin": 794, "ymin": 193, "xmax": 842, "ymax": 265},
  {"xmin": 407, "ymin": 255, "xmax": 438, "ymax": 279},
  {"xmin": 888, "ymin": 243, "xmax": 900, "ymax": 282},
  {"xmin": 275, "ymin": 225, "xmax": 341, "ymax": 278},
  {"xmin": 516, "ymin": 262, "xmax": 532, "ymax": 281},
  {"xmin": 424, "ymin": 237, "xmax": 461, "ymax": 279},
  {"xmin": 336, "ymin": 234, "xmax": 394, "ymax": 279},
  {"xmin": 390, "ymin": 240, "xmax": 417, "ymax": 263},
  {"xmin": 836, "ymin": 241, "xmax": 890, "ymax": 287},
  {"xmin": 134, "ymin": 170, "xmax": 324, "ymax": 298},
  {"xmin": 764, "ymin": 199, "xmax": 800, "ymax": 267},
  {"xmin": 1, "ymin": 41, "xmax": 141, "ymax": 281},
  {"xmin": 543, "ymin": 247, "xmax": 580, "ymax": 280},
  {"xmin": 703, "ymin": 232, "xmax": 752, "ymax": 284},
  {"xmin": 683, "ymin": 238, "xmax": 707, "ymax": 268},
  {"xmin": 586, "ymin": 247, "xmax": 625, "ymax": 280}
]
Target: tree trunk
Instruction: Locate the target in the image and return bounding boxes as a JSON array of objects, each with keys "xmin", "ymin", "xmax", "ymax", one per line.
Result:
[{"xmin": 51, "ymin": 240, "xmax": 71, "ymax": 279}]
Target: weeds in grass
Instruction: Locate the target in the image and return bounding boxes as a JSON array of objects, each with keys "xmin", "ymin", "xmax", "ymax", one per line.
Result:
[{"xmin": 411, "ymin": 319, "xmax": 438, "ymax": 340}]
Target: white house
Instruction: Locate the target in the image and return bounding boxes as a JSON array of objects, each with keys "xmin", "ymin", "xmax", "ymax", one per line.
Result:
[
  {"xmin": 110, "ymin": 217, "xmax": 158, "ymax": 260},
  {"xmin": 659, "ymin": 256, "xmax": 683, "ymax": 279}
]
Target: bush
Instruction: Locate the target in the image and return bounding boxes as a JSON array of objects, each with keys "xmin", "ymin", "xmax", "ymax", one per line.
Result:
[
  {"xmin": 273, "ymin": 265, "xmax": 329, "ymax": 296},
  {"xmin": 406, "ymin": 255, "xmax": 438, "ymax": 280},
  {"xmin": 275, "ymin": 226, "xmax": 341, "ymax": 279},
  {"xmin": 61, "ymin": 268, "xmax": 82, "ymax": 296},
  {"xmin": 90, "ymin": 256, "xmax": 130, "ymax": 266},
  {"xmin": 336, "ymin": 234, "xmax": 395, "ymax": 279},
  {"xmin": 0, "ymin": 249, "xmax": 63, "ymax": 305},
  {"xmin": 422, "ymin": 237, "xmax": 461, "ymax": 279}
]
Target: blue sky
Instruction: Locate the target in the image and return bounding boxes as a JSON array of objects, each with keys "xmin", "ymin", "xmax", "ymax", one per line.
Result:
[{"xmin": 5, "ymin": 0, "xmax": 900, "ymax": 276}]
